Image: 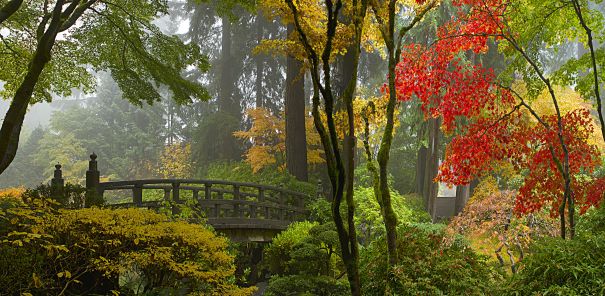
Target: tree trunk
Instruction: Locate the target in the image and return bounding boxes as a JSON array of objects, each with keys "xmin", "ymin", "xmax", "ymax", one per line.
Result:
[
  {"xmin": 255, "ymin": 13, "xmax": 265, "ymax": 108},
  {"xmin": 219, "ymin": 16, "xmax": 237, "ymax": 115},
  {"xmin": 339, "ymin": 41, "xmax": 357, "ymax": 178},
  {"xmin": 0, "ymin": 0, "xmax": 22, "ymax": 25},
  {"xmin": 0, "ymin": 1, "xmax": 63, "ymax": 175},
  {"xmin": 376, "ymin": 53, "xmax": 400, "ymax": 267},
  {"xmin": 454, "ymin": 184, "xmax": 470, "ymax": 215},
  {"xmin": 424, "ymin": 117, "xmax": 441, "ymax": 220},
  {"xmin": 285, "ymin": 24, "xmax": 309, "ymax": 181},
  {"xmin": 415, "ymin": 145, "xmax": 427, "ymax": 196}
]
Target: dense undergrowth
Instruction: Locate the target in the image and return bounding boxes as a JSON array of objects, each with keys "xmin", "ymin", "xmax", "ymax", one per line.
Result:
[{"xmin": 2, "ymin": 166, "xmax": 605, "ymax": 295}]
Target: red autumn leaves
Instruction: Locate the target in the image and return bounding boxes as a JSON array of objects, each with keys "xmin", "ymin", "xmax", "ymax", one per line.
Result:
[{"xmin": 393, "ymin": 0, "xmax": 604, "ymax": 216}]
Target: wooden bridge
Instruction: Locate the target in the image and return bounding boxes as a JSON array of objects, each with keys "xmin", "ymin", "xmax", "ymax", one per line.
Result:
[{"xmin": 52, "ymin": 154, "xmax": 309, "ymax": 242}]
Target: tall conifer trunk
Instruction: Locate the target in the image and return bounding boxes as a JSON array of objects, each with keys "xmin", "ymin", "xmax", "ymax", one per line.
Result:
[{"xmin": 285, "ymin": 24, "xmax": 309, "ymax": 181}]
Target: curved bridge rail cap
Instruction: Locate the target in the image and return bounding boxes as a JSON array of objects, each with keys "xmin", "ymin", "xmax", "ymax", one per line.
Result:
[{"xmin": 99, "ymin": 179, "xmax": 307, "ymax": 197}]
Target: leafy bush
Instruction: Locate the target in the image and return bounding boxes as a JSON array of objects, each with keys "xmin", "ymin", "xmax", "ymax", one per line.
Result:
[
  {"xmin": 360, "ymin": 223, "xmax": 500, "ymax": 296},
  {"xmin": 0, "ymin": 198, "xmax": 254, "ymax": 295},
  {"xmin": 203, "ymin": 161, "xmax": 317, "ymax": 198},
  {"xmin": 265, "ymin": 275, "xmax": 349, "ymax": 296},
  {"xmin": 354, "ymin": 187, "xmax": 430, "ymax": 244},
  {"xmin": 307, "ymin": 187, "xmax": 430, "ymax": 243},
  {"xmin": 264, "ymin": 221, "xmax": 319, "ymax": 275},
  {"xmin": 499, "ymin": 206, "xmax": 605, "ymax": 296},
  {"xmin": 0, "ymin": 186, "xmax": 26, "ymax": 199},
  {"xmin": 577, "ymin": 204, "xmax": 605, "ymax": 235},
  {"xmin": 21, "ymin": 183, "xmax": 90, "ymax": 209},
  {"xmin": 263, "ymin": 221, "xmax": 347, "ymax": 295},
  {"xmin": 499, "ymin": 234, "xmax": 605, "ymax": 296}
]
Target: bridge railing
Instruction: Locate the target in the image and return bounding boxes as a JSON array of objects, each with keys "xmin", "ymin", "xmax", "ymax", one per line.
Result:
[
  {"xmin": 99, "ymin": 179, "xmax": 308, "ymax": 226},
  {"xmin": 50, "ymin": 153, "xmax": 309, "ymax": 230}
]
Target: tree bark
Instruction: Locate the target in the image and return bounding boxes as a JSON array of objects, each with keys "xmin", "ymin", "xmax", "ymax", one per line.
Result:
[
  {"xmin": 285, "ymin": 24, "xmax": 309, "ymax": 181},
  {"xmin": 424, "ymin": 117, "xmax": 440, "ymax": 220},
  {"xmin": 255, "ymin": 12, "xmax": 265, "ymax": 108},
  {"xmin": 0, "ymin": 0, "xmax": 22, "ymax": 25},
  {"xmin": 415, "ymin": 145, "xmax": 427, "ymax": 196},
  {"xmin": 454, "ymin": 184, "xmax": 470, "ymax": 215},
  {"xmin": 219, "ymin": 16, "xmax": 237, "ymax": 115},
  {"xmin": 377, "ymin": 48, "xmax": 400, "ymax": 267},
  {"xmin": 0, "ymin": 0, "xmax": 64, "ymax": 175},
  {"xmin": 285, "ymin": 1, "xmax": 365, "ymax": 294}
]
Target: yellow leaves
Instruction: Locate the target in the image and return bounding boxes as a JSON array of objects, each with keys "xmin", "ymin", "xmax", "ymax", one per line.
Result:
[
  {"xmin": 0, "ymin": 186, "xmax": 26, "ymax": 199},
  {"xmin": 514, "ymin": 82, "xmax": 605, "ymax": 151},
  {"xmin": 56, "ymin": 270, "xmax": 71, "ymax": 279},
  {"xmin": 157, "ymin": 143, "xmax": 193, "ymax": 179},
  {"xmin": 258, "ymin": 0, "xmax": 358, "ymax": 63},
  {"xmin": 31, "ymin": 273, "xmax": 42, "ymax": 289},
  {"xmin": 235, "ymin": 108, "xmax": 324, "ymax": 172}
]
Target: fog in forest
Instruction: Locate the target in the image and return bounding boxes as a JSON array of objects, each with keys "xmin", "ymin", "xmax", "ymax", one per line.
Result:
[{"xmin": 1, "ymin": 1, "xmax": 605, "ymax": 295}]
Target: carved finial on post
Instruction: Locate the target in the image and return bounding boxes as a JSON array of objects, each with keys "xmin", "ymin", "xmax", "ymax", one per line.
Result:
[
  {"xmin": 51, "ymin": 163, "xmax": 64, "ymax": 200},
  {"xmin": 85, "ymin": 153, "xmax": 102, "ymax": 207}
]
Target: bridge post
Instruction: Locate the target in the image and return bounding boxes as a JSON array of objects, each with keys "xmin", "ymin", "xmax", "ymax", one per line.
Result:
[
  {"xmin": 233, "ymin": 185, "xmax": 241, "ymax": 218},
  {"xmin": 50, "ymin": 164, "xmax": 64, "ymax": 201},
  {"xmin": 85, "ymin": 153, "xmax": 102, "ymax": 206},
  {"xmin": 133, "ymin": 183, "xmax": 143, "ymax": 206},
  {"xmin": 204, "ymin": 183, "xmax": 212, "ymax": 199},
  {"xmin": 172, "ymin": 181, "xmax": 181, "ymax": 215},
  {"xmin": 279, "ymin": 191, "xmax": 286, "ymax": 220}
]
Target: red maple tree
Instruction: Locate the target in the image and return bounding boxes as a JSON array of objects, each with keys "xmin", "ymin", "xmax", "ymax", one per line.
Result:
[{"xmin": 393, "ymin": 0, "xmax": 605, "ymax": 236}]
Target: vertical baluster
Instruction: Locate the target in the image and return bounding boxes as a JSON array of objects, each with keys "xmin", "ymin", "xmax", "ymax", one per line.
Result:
[
  {"xmin": 214, "ymin": 201, "xmax": 220, "ymax": 218},
  {"xmin": 233, "ymin": 185, "xmax": 241, "ymax": 218},
  {"xmin": 279, "ymin": 191, "xmax": 286, "ymax": 220},
  {"xmin": 205, "ymin": 183, "xmax": 212, "ymax": 199},
  {"xmin": 172, "ymin": 182, "xmax": 180, "ymax": 215},
  {"xmin": 250, "ymin": 203, "xmax": 256, "ymax": 219},
  {"xmin": 133, "ymin": 183, "xmax": 143, "ymax": 207}
]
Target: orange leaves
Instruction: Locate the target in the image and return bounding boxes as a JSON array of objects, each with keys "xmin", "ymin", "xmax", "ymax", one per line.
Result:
[{"xmin": 234, "ymin": 108, "xmax": 324, "ymax": 173}]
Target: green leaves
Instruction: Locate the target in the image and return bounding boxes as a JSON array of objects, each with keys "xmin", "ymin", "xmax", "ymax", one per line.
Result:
[{"xmin": 0, "ymin": 0, "xmax": 210, "ymax": 106}]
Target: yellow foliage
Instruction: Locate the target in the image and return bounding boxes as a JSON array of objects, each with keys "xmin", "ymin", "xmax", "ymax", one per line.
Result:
[
  {"xmin": 0, "ymin": 204, "xmax": 255, "ymax": 295},
  {"xmin": 468, "ymin": 176, "xmax": 500, "ymax": 203},
  {"xmin": 257, "ymin": 0, "xmax": 356, "ymax": 63},
  {"xmin": 234, "ymin": 108, "xmax": 323, "ymax": 173},
  {"xmin": 0, "ymin": 186, "xmax": 25, "ymax": 199},
  {"xmin": 514, "ymin": 82, "xmax": 605, "ymax": 151},
  {"xmin": 157, "ymin": 143, "xmax": 193, "ymax": 178}
]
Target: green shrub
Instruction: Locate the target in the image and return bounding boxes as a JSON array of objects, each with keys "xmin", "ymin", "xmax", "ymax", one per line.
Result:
[
  {"xmin": 577, "ymin": 204, "xmax": 605, "ymax": 235},
  {"xmin": 263, "ymin": 221, "xmax": 345, "ymax": 295},
  {"xmin": 202, "ymin": 161, "xmax": 317, "ymax": 198},
  {"xmin": 22, "ymin": 183, "xmax": 89, "ymax": 208},
  {"xmin": 360, "ymin": 223, "xmax": 499, "ymax": 296},
  {"xmin": 264, "ymin": 221, "xmax": 319, "ymax": 275},
  {"xmin": 354, "ymin": 187, "xmax": 430, "ymax": 244},
  {"xmin": 499, "ymin": 233, "xmax": 605, "ymax": 295},
  {"xmin": 265, "ymin": 275, "xmax": 349, "ymax": 296},
  {"xmin": 0, "ymin": 199, "xmax": 254, "ymax": 295}
]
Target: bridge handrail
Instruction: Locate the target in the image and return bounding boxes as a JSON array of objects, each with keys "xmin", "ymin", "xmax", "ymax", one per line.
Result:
[
  {"xmin": 99, "ymin": 178, "xmax": 307, "ymax": 198},
  {"xmin": 51, "ymin": 154, "xmax": 312, "ymax": 234}
]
